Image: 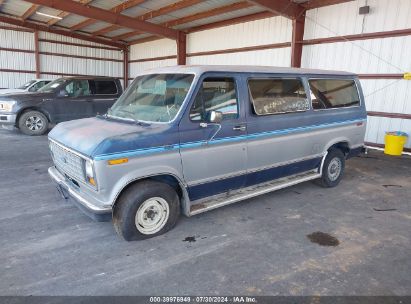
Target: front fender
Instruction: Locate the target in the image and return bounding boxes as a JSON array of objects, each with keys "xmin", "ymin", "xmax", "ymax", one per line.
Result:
[
  {"xmin": 111, "ymin": 167, "xmax": 190, "ymax": 216},
  {"xmin": 15, "ymin": 105, "xmax": 53, "ymax": 125},
  {"xmin": 94, "ymin": 153, "xmax": 190, "ymax": 215}
]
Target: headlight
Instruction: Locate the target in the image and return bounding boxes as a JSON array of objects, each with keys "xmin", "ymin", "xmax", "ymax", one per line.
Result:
[
  {"xmin": 0, "ymin": 100, "xmax": 16, "ymax": 112},
  {"xmin": 84, "ymin": 159, "xmax": 96, "ymax": 187}
]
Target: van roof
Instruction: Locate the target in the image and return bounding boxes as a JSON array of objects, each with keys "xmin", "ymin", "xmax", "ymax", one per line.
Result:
[{"xmin": 140, "ymin": 65, "xmax": 357, "ymax": 77}]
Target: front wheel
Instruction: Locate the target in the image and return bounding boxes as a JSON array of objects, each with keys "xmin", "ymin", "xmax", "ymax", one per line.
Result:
[
  {"xmin": 113, "ymin": 180, "xmax": 180, "ymax": 241},
  {"xmin": 318, "ymin": 149, "xmax": 345, "ymax": 188},
  {"xmin": 18, "ymin": 110, "xmax": 49, "ymax": 136}
]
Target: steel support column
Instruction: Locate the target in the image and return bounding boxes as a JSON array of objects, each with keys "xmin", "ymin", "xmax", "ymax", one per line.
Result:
[
  {"xmin": 291, "ymin": 14, "xmax": 305, "ymax": 68},
  {"xmin": 177, "ymin": 32, "xmax": 187, "ymax": 65},
  {"xmin": 123, "ymin": 47, "xmax": 129, "ymax": 89},
  {"xmin": 34, "ymin": 30, "xmax": 40, "ymax": 78}
]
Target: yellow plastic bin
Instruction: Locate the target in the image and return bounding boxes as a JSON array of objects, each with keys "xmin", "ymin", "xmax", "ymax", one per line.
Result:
[{"xmin": 384, "ymin": 131, "xmax": 408, "ymax": 156}]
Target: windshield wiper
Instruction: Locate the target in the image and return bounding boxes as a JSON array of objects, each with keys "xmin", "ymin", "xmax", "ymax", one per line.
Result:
[
  {"xmin": 102, "ymin": 113, "xmax": 150, "ymax": 126},
  {"xmin": 131, "ymin": 118, "xmax": 151, "ymax": 126},
  {"xmin": 111, "ymin": 109, "xmax": 151, "ymax": 126}
]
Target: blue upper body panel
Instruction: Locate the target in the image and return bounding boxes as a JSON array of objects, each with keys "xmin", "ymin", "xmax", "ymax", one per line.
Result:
[{"xmin": 48, "ymin": 67, "xmax": 367, "ymax": 161}]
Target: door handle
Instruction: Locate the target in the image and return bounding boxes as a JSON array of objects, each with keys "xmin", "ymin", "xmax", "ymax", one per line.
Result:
[{"xmin": 233, "ymin": 125, "xmax": 246, "ymax": 131}]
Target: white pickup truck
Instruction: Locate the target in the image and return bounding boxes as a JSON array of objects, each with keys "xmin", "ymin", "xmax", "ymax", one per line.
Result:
[{"xmin": 0, "ymin": 79, "xmax": 52, "ymax": 95}]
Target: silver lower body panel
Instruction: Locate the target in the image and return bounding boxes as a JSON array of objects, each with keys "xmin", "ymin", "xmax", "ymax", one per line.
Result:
[{"xmin": 190, "ymin": 170, "xmax": 321, "ymax": 216}]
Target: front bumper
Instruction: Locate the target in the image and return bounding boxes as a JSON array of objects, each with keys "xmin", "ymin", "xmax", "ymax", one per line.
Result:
[
  {"xmin": 48, "ymin": 166, "xmax": 112, "ymax": 221},
  {"xmin": 0, "ymin": 113, "xmax": 17, "ymax": 125}
]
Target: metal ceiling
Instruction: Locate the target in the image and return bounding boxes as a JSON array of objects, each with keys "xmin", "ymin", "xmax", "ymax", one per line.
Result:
[{"xmin": 0, "ymin": 0, "xmax": 353, "ymax": 47}]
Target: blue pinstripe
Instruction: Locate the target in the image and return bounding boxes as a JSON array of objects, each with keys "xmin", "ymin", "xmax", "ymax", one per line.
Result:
[{"xmin": 94, "ymin": 118, "xmax": 366, "ymax": 161}]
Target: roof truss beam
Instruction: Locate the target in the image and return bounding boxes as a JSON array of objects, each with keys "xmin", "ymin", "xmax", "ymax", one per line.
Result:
[
  {"xmin": 47, "ymin": 0, "xmax": 93, "ymax": 26},
  {"xmin": 24, "ymin": 0, "xmax": 179, "ymax": 40},
  {"xmin": 71, "ymin": 0, "xmax": 146, "ymax": 31},
  {"xmin": 0, "ymin": 14, "xmax": 125, "ymax": 49},
  {"xmin": 186, "ymin": 11, "xmax": 275, "ymax": 33},
  {"xmin": 21, "ymin": 4, "xmax": 39, "ymax": 20},
  {"xmin": 301, "ymin": 0, "xmax": 355, "ymax": 9},
  {"xmin": 116, "ymin": 1, "xmax": 253, "ymax": 42},
  {"xmin": 93, "ymin": 0, "xmax": 202, "ymax": 37},
  {"xmin": 246, "ymin": 0, "xmax": 305, "ymax": 19},
  {"xmin": 138, "ymin": 0, "xmax": 202, "ymax": 21},
  {"xmin": 164, "ymin": 1, "xmax": 254, "ymax": 28}
]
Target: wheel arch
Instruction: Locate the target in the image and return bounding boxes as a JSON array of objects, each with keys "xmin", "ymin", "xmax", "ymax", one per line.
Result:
[
  {"xmin": 112, "ymin": 173, "xmax": 191, "ymax": 216},
  {"xmin": 16, "ymin": 106, "xmax": 51, "ymax": 127},
  {"xmin": 324, "ymin": 139, "xmax": 352, "ymax": 156}
]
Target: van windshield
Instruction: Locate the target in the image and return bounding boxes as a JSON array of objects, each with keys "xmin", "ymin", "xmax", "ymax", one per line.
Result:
[{"xmin": 109, "ymin": 73, "xmax": 194, "ymax": 123}]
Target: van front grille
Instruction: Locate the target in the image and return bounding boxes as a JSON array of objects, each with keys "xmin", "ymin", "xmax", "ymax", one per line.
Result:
[{"xmin": 49, "ymin": 141, "xmax": 85, "ymax": 183}]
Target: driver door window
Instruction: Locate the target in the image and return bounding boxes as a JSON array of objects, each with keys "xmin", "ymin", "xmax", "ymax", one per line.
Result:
[{"xmin": 190, "ymin": 77, "xmax": 239, "ymax": 121}]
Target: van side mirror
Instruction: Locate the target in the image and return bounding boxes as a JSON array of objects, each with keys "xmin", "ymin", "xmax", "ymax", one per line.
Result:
[
  {"xmin": 207, "ymin": 110, "xmax": 223, "ymax": 124},
  {"xmin": 58, "ymin": 89, "xmax": 68, "ymax": 97}
]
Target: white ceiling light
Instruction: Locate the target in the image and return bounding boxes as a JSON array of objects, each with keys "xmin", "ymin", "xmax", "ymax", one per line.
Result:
[{"xmin": 35, "ymin": 12, "xmax": 63, "ymax": 20}]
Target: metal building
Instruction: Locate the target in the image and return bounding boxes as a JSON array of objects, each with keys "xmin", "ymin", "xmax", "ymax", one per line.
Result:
[{"xmin": 0, "ymin": 0, "xmax": 410, "ymax": 149}]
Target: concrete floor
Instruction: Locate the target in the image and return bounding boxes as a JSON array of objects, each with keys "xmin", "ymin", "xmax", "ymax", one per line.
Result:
[{"xmin": 0, "ymin": 127, "xmax": 410, "ymax": 296}]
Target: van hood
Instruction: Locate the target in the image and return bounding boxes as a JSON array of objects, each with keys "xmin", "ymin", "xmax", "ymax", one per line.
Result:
[{"xmin": 48, "ymin": 117, "xmax": 178, "ymax": 159}]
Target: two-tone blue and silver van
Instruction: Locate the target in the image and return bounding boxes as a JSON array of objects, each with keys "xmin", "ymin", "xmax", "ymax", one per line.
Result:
[{"xmin": 48, "ymin": 65, "xmax": 367, "ymax": 241}]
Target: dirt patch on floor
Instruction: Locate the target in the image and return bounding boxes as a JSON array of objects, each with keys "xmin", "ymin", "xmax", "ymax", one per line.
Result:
[{"xmin": 307, "ymin": 232, "xmax": 340, "ymax": 246}]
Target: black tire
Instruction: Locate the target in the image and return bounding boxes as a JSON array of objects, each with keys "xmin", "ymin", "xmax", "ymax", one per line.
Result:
[
  {"xmin": 18, "ymin": 110, "xmax": 49, "ymax": 136},
  {"xmin": 113, "ymin": 180, "xmax": 180, "ymax": 241},
  {"xmin": 317, "ymin": 148, "xmax": 345, "ymax": 188}
]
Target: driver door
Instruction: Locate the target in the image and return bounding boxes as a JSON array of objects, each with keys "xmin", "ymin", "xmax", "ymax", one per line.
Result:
[
  {"xmin": 54, "ymin": 79, "xmax": 94, "ymax": 122},
  {"xmin": 179, "ymin": 75, "xmax": 248, "ymax": 201}
]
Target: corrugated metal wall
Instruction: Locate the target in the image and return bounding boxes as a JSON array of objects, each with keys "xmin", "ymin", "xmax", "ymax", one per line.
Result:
[
  {"xmin": 0, "ymin": 26, "xmax": 124, "ymax": 89},
  {"xmin": 187, "ymin": 16, "xmax": 291, "ymax": 65},
  {"xmin": 38, "ymin": 32, "xmax": 123, "ymax": 79},
  {"xmin": 129, "ymin": 38, "xmax": 177, "ymax": 79},
  {"xmin": 128, "ymin": 16, "xmax": 292, "ymax": 79},
  {"xmin": 0, "ymin": 22, "xmax": 35, "ymax": 88},
  {"xmin": 302, "ymin": 0, "xmax": 411, "ymax": 148}
]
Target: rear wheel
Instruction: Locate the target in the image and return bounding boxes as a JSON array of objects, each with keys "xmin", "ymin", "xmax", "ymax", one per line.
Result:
[
  {"xmin": 113, "ymin": 180, "xmax": 180, "ymax": 241},
  {"xmin": 18, "ymin": 110, "xmax": 49, "ymax": 136},
  {"xmin": 318, "ymin": 148, "xmax": 345, "ymax": 188}
]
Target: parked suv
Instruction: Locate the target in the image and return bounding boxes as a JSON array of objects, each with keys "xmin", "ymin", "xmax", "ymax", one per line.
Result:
[
  {"xmin": 0, "ymin": 76, "xmax": 122, "ymax": 135},
  {"xmin": 48, "ymin": 66, "xmax": 367, "ymax": 241},
  {"xmin": 0, "ymin": 79, "xmax": 52, "ymax": 95}
]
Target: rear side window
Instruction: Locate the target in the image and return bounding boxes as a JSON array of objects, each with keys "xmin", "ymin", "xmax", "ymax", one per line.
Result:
[
  {"xmin": 94, "ymin": 80, "xmax": 118, "ymax": 95},
  {"xmin": 309, "ymin": 79, "xmax": 360, "ymax": 110},
  {"xmin": 248, "ymin": 78, "xmax": 309, "ymax": 115}
]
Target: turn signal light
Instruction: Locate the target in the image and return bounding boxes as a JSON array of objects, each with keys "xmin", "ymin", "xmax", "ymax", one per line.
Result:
[
  {"xmin": 88, "ymin": 177, "xmax": 96, "ymax": 186},
  {"xmin": 108, "ymin": 158, "xmax": 129, "ymax": 165}
]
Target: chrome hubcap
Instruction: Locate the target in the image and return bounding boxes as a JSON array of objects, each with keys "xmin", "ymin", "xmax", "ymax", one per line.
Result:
[
  {"xmin": 25, "ymin": 116, "xmax": 44, "ymax": 131},
  {"xmin": 328, "ymin": 157, "xmax": 342, "ymax": 181},
  {"xmin": 135, "ymin": 197, "xmax": 169, "ymax": 235}
]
